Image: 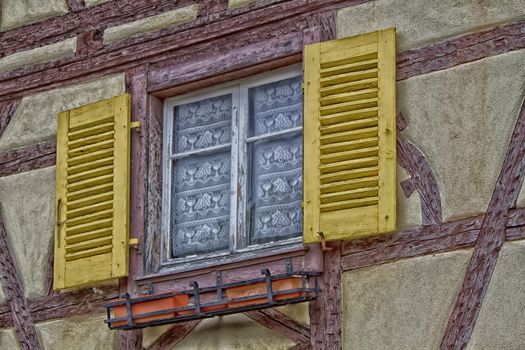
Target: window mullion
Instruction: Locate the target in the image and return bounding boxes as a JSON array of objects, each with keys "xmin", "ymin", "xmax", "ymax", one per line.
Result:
[
  {"xmin": 229, "ymin": 87, "xmax": 241, "ymax": 253},
  {"xmin": 235, "ymin": 84, "xmax": 249, "ymax": 251}
]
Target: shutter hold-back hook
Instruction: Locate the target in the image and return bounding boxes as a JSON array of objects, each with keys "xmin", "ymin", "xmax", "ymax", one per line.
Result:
[{"xmin": 317, "ymin": 231, "xmax": 333, "ymax": 252}]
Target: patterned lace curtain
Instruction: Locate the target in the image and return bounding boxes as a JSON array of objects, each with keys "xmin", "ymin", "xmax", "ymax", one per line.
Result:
[
  {"xmin": 171, "ymin": 95, "xmax": 232, "ymax": 257},
  {"xmin": 248, "ymin": 76, "xmax": 303, "ymax": 244}
]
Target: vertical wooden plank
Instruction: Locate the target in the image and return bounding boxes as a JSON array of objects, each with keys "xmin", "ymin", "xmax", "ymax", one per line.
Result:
[
  {"xmin": 112, "ymin": 93, "xmax": 131, "ymax": 278},
  {"xmin": 0, "ymin": 215, "xmax": 41, "ymax": 349},
  {"xmin": 377, "ymin": 28, "xmax": 397, "ymax": 234},
  {"xmin": 127, "ymin": 65, "xmax": 149, "ymax": 284},
  {"xmin": 144, "ymin": 95, "xmax": 164, "ymax": 274},
  {"xmin": 53, "ymin": 111, "xmax": 69, "ymax": 290},
  {"xmin": 303, "ymin": 42, "xmax": 321, "ymax": 244},
  {"xmin": 309, "ymin": 242, "xmax": 342, "ymax": 350}
]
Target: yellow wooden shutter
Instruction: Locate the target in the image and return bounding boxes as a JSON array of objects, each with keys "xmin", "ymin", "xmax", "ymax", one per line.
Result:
[
  {"xmin": 303, "ymin": 29, "xmax": 396, "ymax": 243},
  {"xmin": 54, "ymin": 94, "xmax": 131, "ymax": 289}
]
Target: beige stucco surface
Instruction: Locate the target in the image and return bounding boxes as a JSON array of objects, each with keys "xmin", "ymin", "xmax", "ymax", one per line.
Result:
[
  {"xmin": 84, "ymin": 0, "xmax": 110, "ymax": 6},
  {"xmin": 141, "ymin": 303, "xmax": 309, "ymax": 348},
  {"xmin": 103, "ymin": 5, "xmax": 198, "ymax": 44},
  {"xmin": 398, "ymin": 49, "xmax": 525, "ymax": 222},
  {"xmin": 0, "ymin": 74, "xmax": 125, "ymax": 153},
  {"xmin": 0, "ymin": 167, "xmax": 55, "ymax": 298},
  {"xmin": 337, "ymin": 0, "xmax": 525, "ymax": 51},
  {"xmin": 397, "ymin": 166, "xmax": 422, "ymax": 230},
  {"xmin": 0, "ymin": 0, "xmax": 68, "ymax": 32},
  {"xmin": 342, "ymin": 249, "xmax": 472, "ymax": 350},
  {"xmin": 0, "ymin": 328, "xmax": 19, "ymax": 350},
  {"xmin": 515, "ymin": 182, "xmax": 525, "ymax": 207},
  {"xmin": 0, "ymin": 38, "xmax": 76, "ymax": 74},
  {"xmin": 36, "ymin": 314, "xmax": 115, "ymax": 350},
  {"xmin": 173, "ymin": 314, "xmax": 294, "ymax": 349},
  {"xmin": 229, "ymin": 0, "xmax": 256, "ymax": 9},
  {"xmin": 143, "ymin": 324, "xmax": 172, "ymax": 348},
  {"xmin": 467, "ymin": 240, "xmax": 525, "ymax": 350},
  {"xmin": 276, "ymin": 302, "xmax": 309, "ymax": 326}
]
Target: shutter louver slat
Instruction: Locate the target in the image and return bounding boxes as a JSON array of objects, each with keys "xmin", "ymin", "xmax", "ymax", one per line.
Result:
[
  {"xmin": 54, "ymin": 94, "xmax": 131, "ymax": 290},
  {"xmin": 303, "ymin": 29, "xmax": 396, "ymax": 243}
]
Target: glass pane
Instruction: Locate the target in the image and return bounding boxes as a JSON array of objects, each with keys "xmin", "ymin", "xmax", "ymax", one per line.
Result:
[
  {"xmin": 248, "ymin": 76, "xmax": 303, "ymax": 137},
  {"xmin": 171, "ymin": 151, "xmax": 231, "ymax": 258},
  {"xmin": 173, "ymin": 94, "xmax": 232, "ymax": 154},
  {"xmin": 247, "ymin": 134, "xmax": 303, "ymax": 245}
]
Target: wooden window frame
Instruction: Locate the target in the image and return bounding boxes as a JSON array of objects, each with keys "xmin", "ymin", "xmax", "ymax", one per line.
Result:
[{"xmin": 160, "ymin": 66, "xmax": 304, "ymax": 274}]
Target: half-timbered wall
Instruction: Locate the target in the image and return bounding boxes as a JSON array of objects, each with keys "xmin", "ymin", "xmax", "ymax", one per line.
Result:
[{"xmin": 0, "ymin": 0, "xmax": 524, "ymax": 349}]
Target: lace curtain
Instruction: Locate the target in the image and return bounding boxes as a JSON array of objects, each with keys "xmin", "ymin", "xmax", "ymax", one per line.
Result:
[
  {"xmin": 171, "ymin": 95, "xmax": 232, "ymax": 257},
  {"xmin": 248, "ymin": 76, "xmax": 303, "ymax": 244}
]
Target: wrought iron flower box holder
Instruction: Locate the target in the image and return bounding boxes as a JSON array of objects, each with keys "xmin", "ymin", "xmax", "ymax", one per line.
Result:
[{"xmin": 104, "ymin": 268, "xmax": 320, "ymax": 330}]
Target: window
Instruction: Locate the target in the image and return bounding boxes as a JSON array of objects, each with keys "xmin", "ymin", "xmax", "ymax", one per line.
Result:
[{"xmin": 162, "ymin": 68, "xmax": 303, "ymax": 267}]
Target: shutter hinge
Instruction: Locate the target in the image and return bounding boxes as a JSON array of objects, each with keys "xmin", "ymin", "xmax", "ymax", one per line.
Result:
[
  {"xmin": 318, "ymin": 231, "xmax": 333, "ymax": 252},
  {"xmin": 129, "ymin": 121, "xmax": 141, "ymax": 132},
  {"xmin": 129, "ymin": 238, "xmax": 141, "ymax": 253}
]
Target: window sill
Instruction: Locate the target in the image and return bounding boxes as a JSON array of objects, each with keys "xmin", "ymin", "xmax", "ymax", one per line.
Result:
[{"xmin": 134, "ymin": 242, "xmax": 308, "ymax": 288}]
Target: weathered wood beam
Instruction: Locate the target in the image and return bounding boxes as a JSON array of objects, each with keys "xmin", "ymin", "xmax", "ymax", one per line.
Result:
[
  {"xmin": 310, "ymin": 242, "xmax": 342, "ymax": 350},
  {"xmin": 146, "ymin": 320, "xmax": 200, "ymax": 350},
  {"xmin": 76, "ymin": 29, "xmax": 104, "ymax": 57},
  {"xmin": 148, "ymin": 30, "xmax": 304, "ymax": 93},
  {"xmin": 0, "ymin": 98, "xmax": 21, "ymax": 139},
  {"xmin": 0, "ymin": 0, "xmax": 221, "ymax": 56},
  {"xmin": 0, "ymin": 0, "xmax": 366, "ymax": 101},
  {"xmin": 397, "ymin": 19, "xmax": 525, "ymax": 81},
  {"xmin": 341, "ymin": 207, "xmax": 525, "ymax": 271},
  {"xmin": 440, "ymin": 96, "xmax": 525, "ymax": 349},
  {"xmin": 118, "ymin": 330, "xmax": 143, "ymax": 350},
  {"xmin": 65, "ymin": 0, "xmax": 86, "ymax": 12},
  {"xmin": 245, "ymin": 308, "xmax": 310, "ymax": 345},
  {"xmin": 397, "ymin": 113, "xmax": 442, "ymax": 225},
  {"xmin": 0, "ymin": 141, "xmax": 56, "ymax": 177},
  {"xmin": 143, "ymin": 93, "xmax": 163, "ymax": 275},
  {"xmin": 43, "ymin": 238, "xmax": 55, "ymax": 296},
  {"xmin": 0, "ymin": 215, "xmax": 41, "ymax": 349},
  {"xmin": 0, "ymin": 286, "xmax": 118, "ymax": 328}
]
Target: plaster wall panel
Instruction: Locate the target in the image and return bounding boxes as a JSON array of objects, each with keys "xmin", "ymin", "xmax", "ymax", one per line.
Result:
[
  {"xmin": 342, "ymin": 249, "xmax": 472, "ymax": 350},
  {"xmin": 276, "ymin": 302, "xmax": 310, "ymax": 326},
  {"xmin": 515, "ymin": 182, "xmax": 525, "ymax": 207},
  {"xmin": 0, "ymin": 74, "xmax": 125, "ymax": 153},
  {"xmin": 229, "ymin": 0, "xmax": 256, "ymax": 9},
  {"xmin": 142, "ymin": 324, "xmax": 172, "ymax": 348},
  {"xmin": 397, "ymin": 165, "xmax": 422, "ymax": 230},
  {"xmin": 103, "ymin": 5, "xmax": 198, "ymax": 44},
  {"xmin": 337, "ymin": 0, "xmax": 525, "ymax": 51},
  {"xmin": 398, "ymin": 49, "xmax": 525, "ymax": 222},
  {"xmin": 0, "ymin": 0, "xmax": 68, "ymax": 32},
  {"xmin": 467, "ymin": 240, "xmax": 525, "ymax": 350},
  {"xmin": 84, "ymin": 0, "xmax": 110, "ymax": 6},
  {"xmin": 0, "ymin": 328, "xmax": 20, "ymax": 350},
  {"xmin": 36, "ymin": 314, "xmax": 115, "ymax": 350},
  {"xmin": 174, "ymin": 314, "xmax": 295, "ymax": 349},
  {"xmin": 0, "ymin": 167, "xmax": 55, "ymax": 298},
  {"xmin": 0, "ymin": 38, "xmax": 76, "ymax": 74}
]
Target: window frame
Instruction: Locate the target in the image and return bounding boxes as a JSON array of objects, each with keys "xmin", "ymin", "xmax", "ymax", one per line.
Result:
[{"xmin": 161, "ymin": 65, "xmax": 304, "ymax": 272}]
